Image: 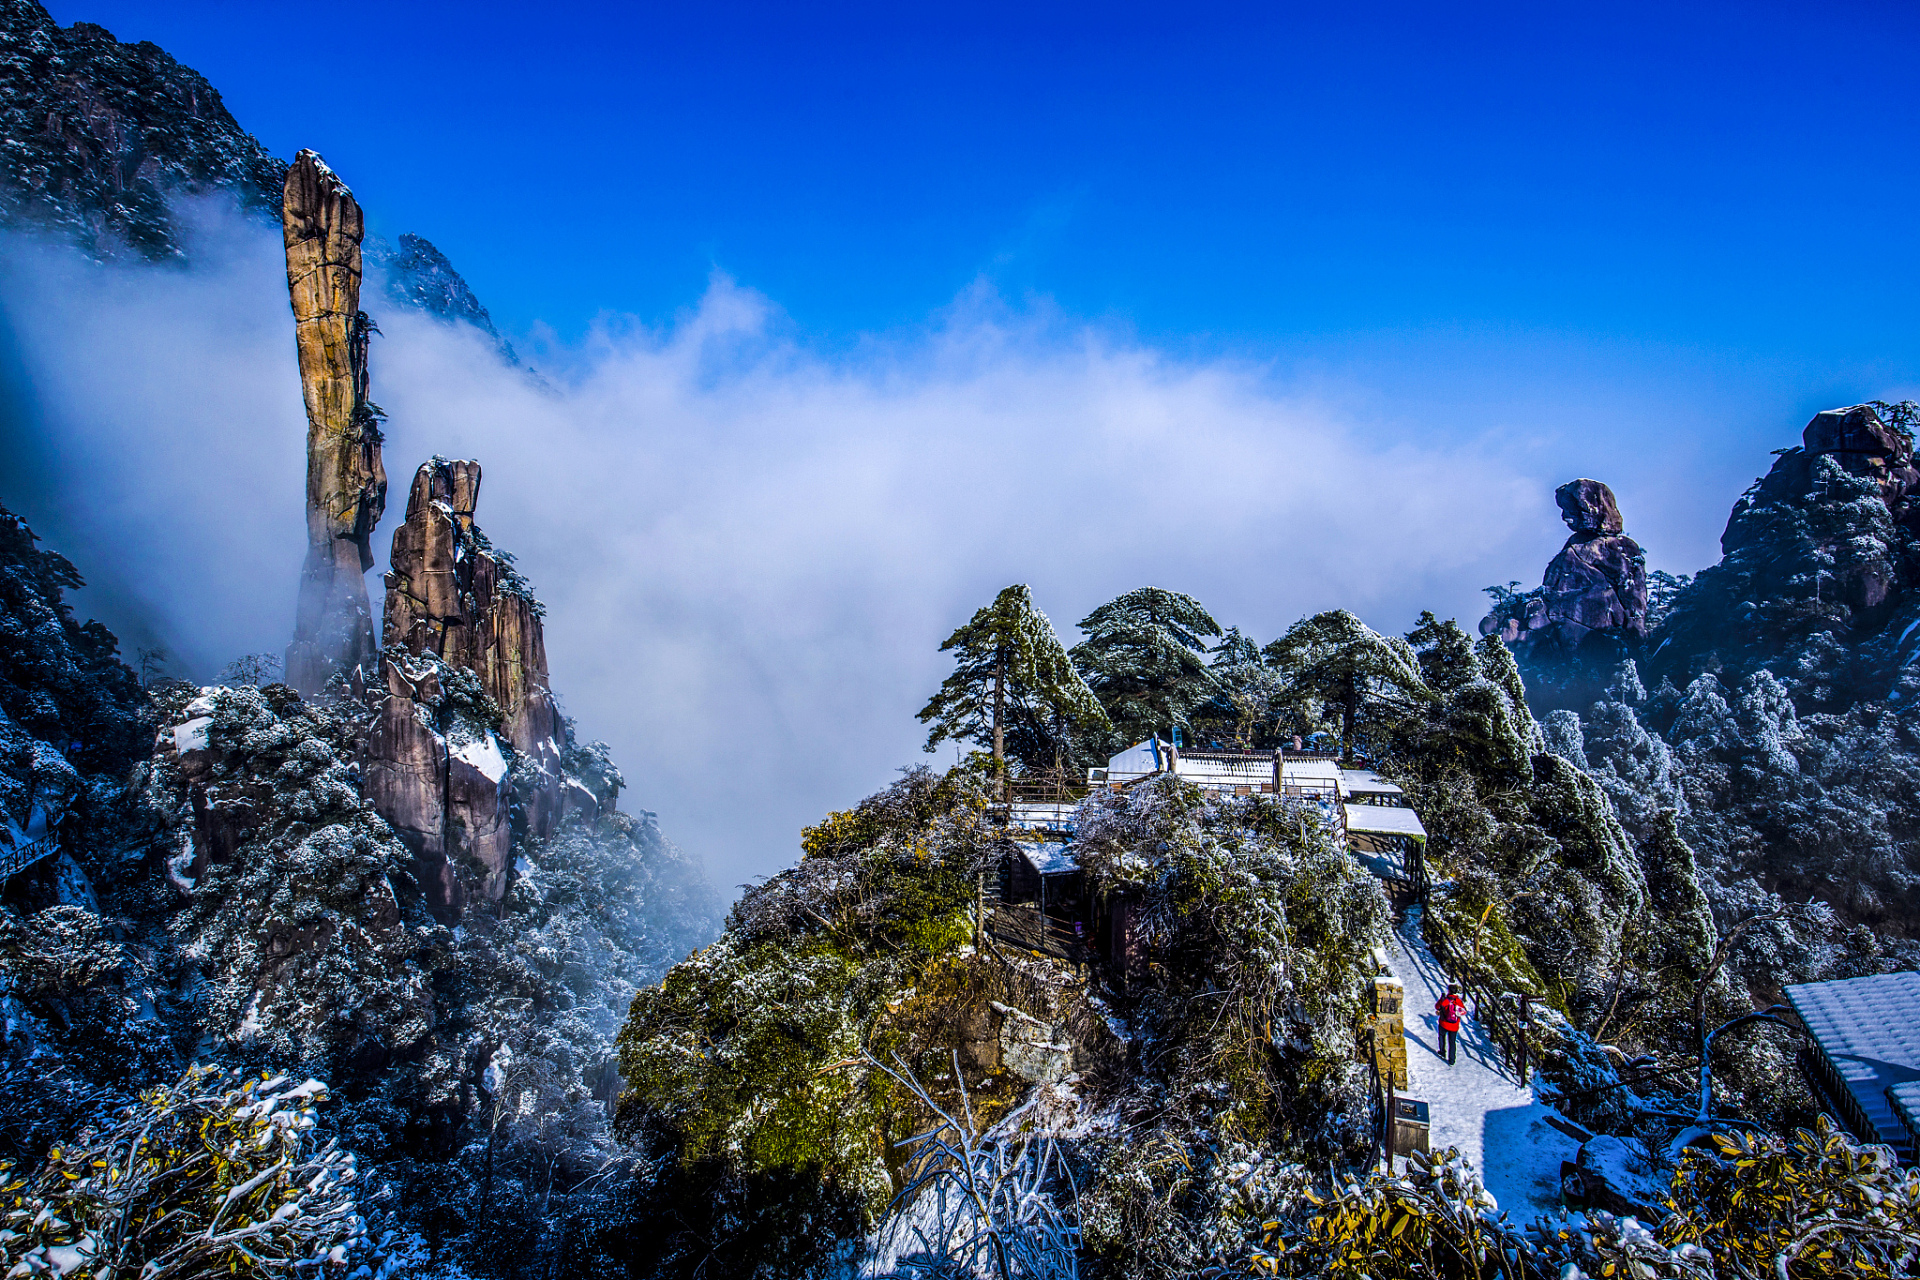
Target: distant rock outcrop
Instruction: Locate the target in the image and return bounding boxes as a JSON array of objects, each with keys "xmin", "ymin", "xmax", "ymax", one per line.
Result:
[
  {"xmin": 282, "ymin": 151, "xmax": 387, "ymax": 697},
  {"xmin": 1718, "ymin": 404, "xmax": 1920, "ymax": 614},
  {"xmin": 0, "ymin": 0, "xmax": 285, "ymax": 258},
  {"xmin": 367, "ymin": 457, "xmax": 565, "ymax": 921},
  {"xmin": 364, "ymin": 233, "xmax": 518, "ymax": 363},
  {"xmin": 1481, "ymin": 478, "xmax": 1648, "ymax": 660}
]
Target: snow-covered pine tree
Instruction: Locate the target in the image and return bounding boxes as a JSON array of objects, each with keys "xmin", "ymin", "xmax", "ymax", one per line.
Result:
[
  {"xmin": 1265, "ymin": 609, "xmax": 1432, "ymax": 762},
  {"xmin": 1194, "ymin": 626, "xmax": 1287, "ymax": 749},
  {"xmin": 1069, "ymin": 586, "xmax": 1221, "ymax": 746},
  {"xmin": 917, "ymin": 584, "xmax": 1108, "ymax": 774}
]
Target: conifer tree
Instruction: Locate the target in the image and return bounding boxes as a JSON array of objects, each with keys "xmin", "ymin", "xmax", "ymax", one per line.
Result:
[
  {"xmin": 918, "ymin": 585, "xmax": 1108, "ymax": 769},
  {"xmin": 1265, "ymin": 609, "xmax": 1433, "ymax": 761},
  {"xmin": 1069, "ymin": 586, "xmax": 1222, "ymax": 745}
]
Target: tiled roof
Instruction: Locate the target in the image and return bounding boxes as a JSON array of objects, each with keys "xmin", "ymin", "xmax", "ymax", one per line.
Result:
[
  {"xmin": 1890, "ymin": 1080, "xmax": 1920, "ymax": 1151},
  {"xmin": 1786, "ymin": 971, "xmax": 1920, "ymax": 1156}
]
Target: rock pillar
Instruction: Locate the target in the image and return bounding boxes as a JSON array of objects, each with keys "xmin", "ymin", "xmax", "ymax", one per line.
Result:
[
  {"xmin": 366, "ymin": 458, "xmax": 565, "ymax": 921},
  {"xmin": 283, "ymin": 150, "xmax": 387, "ymax": 695},
  {"xmin": 1480, "ymin": 478, "xmax": 1648, "ymax": 658}
]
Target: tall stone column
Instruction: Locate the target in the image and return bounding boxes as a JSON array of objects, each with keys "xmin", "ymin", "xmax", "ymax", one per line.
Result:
[{"xmin": 283, "ymin": 149, "xmax": 387, "ymax": 695}]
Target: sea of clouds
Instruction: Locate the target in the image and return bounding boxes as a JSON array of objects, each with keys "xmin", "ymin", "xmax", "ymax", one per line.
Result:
[{"xmin": 0, "ymin": 198, "xmax": 1568, "ymax": 890}]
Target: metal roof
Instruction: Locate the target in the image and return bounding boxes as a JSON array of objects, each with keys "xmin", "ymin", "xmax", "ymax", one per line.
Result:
[
  {"xmin": 1786, "ymin": 972, "xmax": 1920, "ymax": 1156},
  {"xmin": 1890, "ymin": 1081, "xmax": 1920, "ymax": 1151},
  {"xmin": 1340, "ymin": 768, "xmax": 1404, "ymax": 796},
  {"xmin": 1019, "ymin": 841, "xmax": 1080, "ymax": 876},
  {"xmin": 1342, "ymin": 804, "xmax": 1427, "ymax": 840}
]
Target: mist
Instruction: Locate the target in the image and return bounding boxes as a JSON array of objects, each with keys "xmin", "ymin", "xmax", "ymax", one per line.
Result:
[{"xmin": 0, "ymin": 200, "xmax": 1561, "ymax": 892}]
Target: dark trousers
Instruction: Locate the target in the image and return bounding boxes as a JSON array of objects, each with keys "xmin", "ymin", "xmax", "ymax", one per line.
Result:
[{"xmin": 1439, "ymin": 1026, "xmax": 1458, "ymax": 1064}]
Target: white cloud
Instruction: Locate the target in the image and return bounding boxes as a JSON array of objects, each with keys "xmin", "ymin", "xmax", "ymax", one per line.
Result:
[{"xmin": 0, "ymin": 202, "xmax": 1555, "ymax": 890}]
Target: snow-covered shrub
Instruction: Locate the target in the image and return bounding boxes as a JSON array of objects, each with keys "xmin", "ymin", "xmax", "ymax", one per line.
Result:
[
  {"xmin": 0, "ymin": 1067, "xmax": 372, "ymax": 1278},
  {"xmin": 1066, "ymin": 777, "xmax": 1387, "ymax": 1277},
  {"xmin": 865, "ymin": 1051, "xmax": 1080, "ymax": 1280},
  {"xmin": 151, "ymin": 684, "xmax": 436, "ymax": 1075}
]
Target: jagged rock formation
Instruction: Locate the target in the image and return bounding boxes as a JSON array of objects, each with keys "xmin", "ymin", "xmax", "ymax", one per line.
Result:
[
  {"xmin": 1651, "ymin": 403, "xmax": 1920, "ymax": 696},
  {"xmin": 1712, "ymin": 403, "xmax": 1919, "ymax": 618},
  {"xmin": 1516, "ymin": 403, "xmax": 1920, "ymax": 952},
  {"xmin": 367, "ymin": 458, "xmax": 565, "ymax": 921},
  {"xmin": 0, "ymin": 0, "xmax": 284, "ymax": 258},
  {"xmin": 364, "ymin": 232, "xmax": 519, "ymax": 363},
  {"xmin": 1482, "ymin": 478, "xmax": 1648, "ymax": 656},
  {"xmin": 282, "ymin": 151, "xmax": 387, "ymax": 697},
  {"xmin": 1478, "ymin": 478, "xmax": 1647, "ymax": 711}
]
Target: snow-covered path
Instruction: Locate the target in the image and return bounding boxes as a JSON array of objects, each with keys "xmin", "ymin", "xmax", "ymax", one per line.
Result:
[{"xmin": 1386, "ymin": 908, "xmax": 1581, "ymax": 1216}]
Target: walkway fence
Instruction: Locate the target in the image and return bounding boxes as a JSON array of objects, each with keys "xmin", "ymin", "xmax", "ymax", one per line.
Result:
[
  {"xmin": 1424, "ymin": 912, "xmax": 1540, "ymax": 1086},
  {"xmin": 0, "ymin": 837, "xmax": 60, "ymax": 883}
]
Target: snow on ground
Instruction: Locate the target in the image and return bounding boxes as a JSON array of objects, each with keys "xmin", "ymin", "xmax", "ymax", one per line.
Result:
[{"xmin": 1387, "ymin": 907, "xmax": 1580, "ymax": 1217}]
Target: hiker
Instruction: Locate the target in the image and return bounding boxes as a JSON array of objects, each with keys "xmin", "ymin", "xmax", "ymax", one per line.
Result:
[{"xmin": 1436, "ymin": 983, "xmax": 1466, "ymax": 1065}]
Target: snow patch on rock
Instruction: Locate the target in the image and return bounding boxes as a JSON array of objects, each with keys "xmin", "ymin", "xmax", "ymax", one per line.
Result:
[{"xmin": 451, "ymin": 732, "xmax": 508, "ymax": 784}]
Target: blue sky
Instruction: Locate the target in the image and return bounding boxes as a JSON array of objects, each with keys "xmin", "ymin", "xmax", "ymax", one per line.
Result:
[{"xmin": 51, "ymin": 1, "xmax": 1920, "ymax": 364}]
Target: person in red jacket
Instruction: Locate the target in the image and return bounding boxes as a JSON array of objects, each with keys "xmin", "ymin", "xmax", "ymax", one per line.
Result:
[{"xmin": 1436, "ymin": 984, "xmax": 1466, "ymax": 1065}]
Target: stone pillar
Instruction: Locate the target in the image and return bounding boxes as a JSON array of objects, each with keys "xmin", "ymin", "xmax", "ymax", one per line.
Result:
[{"xmin": 283, "ymin": 149, "xmax": 387, "ymax": 695}]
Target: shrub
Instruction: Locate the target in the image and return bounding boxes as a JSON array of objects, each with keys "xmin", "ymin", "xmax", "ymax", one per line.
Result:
[{"xmin": 0, "ymin": 1066, "xmax": 370, "ymax": 1278}]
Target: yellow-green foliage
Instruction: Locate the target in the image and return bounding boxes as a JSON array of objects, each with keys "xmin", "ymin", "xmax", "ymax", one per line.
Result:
[
  {"xmin": 615, "ymin": 764, "xmax": 996, "ymax": 1219},
  {"xmin": 1276, "ymin": 1148, "xmax": 1514, "ymax": 1280},
  {"xmin": 1422, "ymin": 875, "xmax": 1556, "ymax": 1009},
  {"xmin": 1248, "ymin": 1117, "xmax": 1919, "ymax": 1280},
  {"xmin": 1663, "ymin": 1118, "xmax": 1920, "ymax": 1280},
  {"xmin": 618, "ymin": 932, "xmax": 886, "ymax": 1185},
  {"xmin": 0, "ymin": 1066, "xmax": 366, "ymax": 1279},
  {"xmin": 800, "ymin": 806, "xmax": 885, "ymax": 861}
]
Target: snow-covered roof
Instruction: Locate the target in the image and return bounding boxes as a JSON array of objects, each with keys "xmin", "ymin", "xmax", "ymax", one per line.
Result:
[
  {"xmin": 1281, "ymin": 758, "xmax": 1343, "ymax": 792},
  {"xmin": 1019, "ymin": 841, "xmax": 1080, "ymax": 876},
  {"xmin": 1176, "ymin": 752, "xmax": 1273, "ymax": 784},
  {"xmin": 1340, "ymin": 768, "xmax": 1404, "ymax": 797},
  {"xmin": 1786, "ymin": 972, "xmax": 1920, "ymax": 1156},
  {"xmin": 1890, "ymin": 1081, "xmax": 1920, "ymax": 1152},
  {"xmin": 1342, "ymin": 804, "xmax": 1428, "ymax": 841},
  {"xmin": 1106, "ymin": 739, "xmax": 1173, "ymax": 778}
]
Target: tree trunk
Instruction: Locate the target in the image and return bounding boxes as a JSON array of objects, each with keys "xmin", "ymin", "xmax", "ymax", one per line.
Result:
[
  {"xmin": 1342, "ymin": 675, "xmax": 1358, "ymax": 762},
  {"xmin": 993, "ymin": 644, "xmax": 1006, "ymax": 799},
  {"xmin": 992, "ymin": 645, "xmax": 1006, "ymax": 764}
]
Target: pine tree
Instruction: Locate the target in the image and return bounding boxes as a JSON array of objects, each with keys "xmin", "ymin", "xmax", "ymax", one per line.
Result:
[
  {"xmin": 918, "ymin": 585, "xmax": 1108, "ymax": 770},
  {"xmin": 1264, "ymin": 609, "xmax": 1432, "ymax": 762},
  {"xmin": 1198, "ymin": 627, "xmax": 1285, "ymax": 749},
  {"xmin": 1069, "ymin": 587, "xmax": 1222, "ymax": 745}
]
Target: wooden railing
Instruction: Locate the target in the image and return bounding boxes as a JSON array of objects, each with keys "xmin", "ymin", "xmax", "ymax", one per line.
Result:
[
  {"xmin": 1424, "ymin": 912, "xmax": 1540, "ymax": 1086},
  {"xmin": 987, "ymin": 901, "xmax": 1089, "ymax": 963},
  {"xmin": 0, "ymin": 837, "xmax": 60, "ymax": 883}
]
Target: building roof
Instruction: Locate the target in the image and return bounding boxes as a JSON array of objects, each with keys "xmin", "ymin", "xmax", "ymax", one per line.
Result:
[
  {"xmin": 1786, "ymin": 972, "xmax": 1920, "ymax": 1155},
  {"xmin": 1890, "ymin": 1081, "xmax": 1920, "ymax": 1151},
  {"xmin": 1177, "ymin": 753, "xmax": 1273, "ymax": 784},
  {"xmin": 1281, "ymin": 757, "xmax": 1344, "ymax": 792},
  {"xmin": 1019, "ymin": 841, "xmax": 1080, "ymax": 876},
  {"xmin": 1340, "ymin": 768, "xmax": 1404, "ymax": 797},
  {"xmin": 1342, "ymin": 804, "xmax": 1427, "ymax": 841}
]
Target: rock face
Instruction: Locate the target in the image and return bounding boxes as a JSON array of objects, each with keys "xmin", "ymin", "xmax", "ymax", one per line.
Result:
[
  {"xmin": 0, "ymin": 0, "xmax": 285, "ymax": 259},
  {"xmin": 1800, "ymin": 404, "xmax": 1920, "ymax": 515},
  {"xmin": 1481, "ymin": 478, "xmax": 1648, "ymax": 658},
  {"xmin": 282, "ymin": 150, "xmax": 387, "ymax": 696},
  {"xmin": 366, "ymin": 458, "xmax": 565, "ymax": 921},
  {"xmin": 364, "ymin": 232, "xmax": 518, "ymax": 363},
  {"xmin": 1719, "ymin": 405, "xmax": 1920, "ymax": 614},
  {"xmin": 365, "ymin": 653, "xmax": 514, "ymax": 924}
]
